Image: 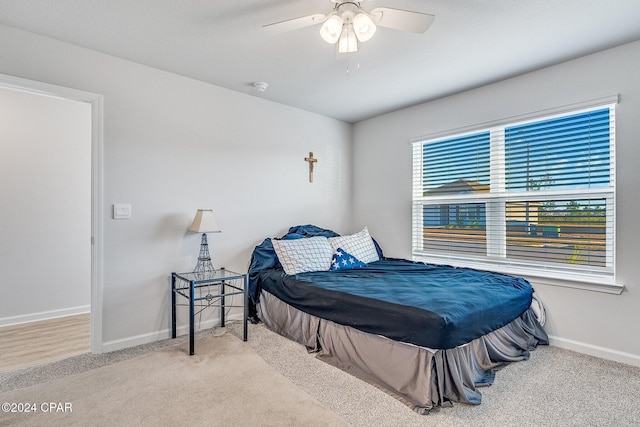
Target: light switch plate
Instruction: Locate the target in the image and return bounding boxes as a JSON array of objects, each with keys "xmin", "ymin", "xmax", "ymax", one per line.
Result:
[{"xmin": 113, "ymin": 204, "xmax": 132, "ymax": 219}]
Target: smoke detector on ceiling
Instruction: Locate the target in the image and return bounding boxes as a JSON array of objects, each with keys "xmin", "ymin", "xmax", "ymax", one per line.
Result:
[{"xmin": 253, "ymin": 81, "xmax": 269, "ymax": 92}]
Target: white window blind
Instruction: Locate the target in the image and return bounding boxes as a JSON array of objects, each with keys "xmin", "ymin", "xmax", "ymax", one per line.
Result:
[{"xmin": 412, "ymin": 101, "xmax": 617, "ymax": 287}]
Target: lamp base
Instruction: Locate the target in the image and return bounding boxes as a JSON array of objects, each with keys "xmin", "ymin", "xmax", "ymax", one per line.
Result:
[{"xmin": 193, "ymin": 233, "xmax": 215, "ymax": 274}]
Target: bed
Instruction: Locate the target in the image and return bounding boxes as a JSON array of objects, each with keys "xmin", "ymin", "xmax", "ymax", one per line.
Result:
[{"xmin": 248, "ymin": 225, "xmax": 549, "ymax": 413}]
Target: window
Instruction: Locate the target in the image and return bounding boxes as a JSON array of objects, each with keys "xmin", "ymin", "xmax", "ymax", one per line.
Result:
[{"xmin": 412, "ymin": 101, "xmax": 617, "ymax": 288}]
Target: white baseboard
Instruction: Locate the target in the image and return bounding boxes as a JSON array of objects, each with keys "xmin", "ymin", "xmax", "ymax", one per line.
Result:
[
  {"xmin": 0, "ymin": 305, "xmax": 90, "ymax": 327},
  {"xmin": 99, "ymin": 318, "xmax": 639, "ymax": 369},
  {"xmin": 549, "ymin": 335, "xmax": 640, "ymax": 368},
  {"xmin": 100, "ymin": 313, "xmax": 244, "ymax": 354}
]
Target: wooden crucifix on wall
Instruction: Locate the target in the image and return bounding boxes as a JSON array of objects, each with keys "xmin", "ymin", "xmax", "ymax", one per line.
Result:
[{"xmin": 305, "ymin": 151, "xmax": 318, "ymax": 183}]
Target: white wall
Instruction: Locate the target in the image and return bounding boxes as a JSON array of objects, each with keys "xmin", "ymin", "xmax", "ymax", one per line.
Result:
[
  {"xmin": 0, "ymin": 87, "xmax": 91, "ymax": 325},
  {"xmin": 353, "ymin": 40, "xmax": 640, "ymax": 366},
  {"xmin": 0, "ymin": 24, "xmax": 353, "ymax": 350}
]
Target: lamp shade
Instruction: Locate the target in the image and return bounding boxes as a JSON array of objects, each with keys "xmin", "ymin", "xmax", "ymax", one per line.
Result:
[
  {"xmin": 320, "ymin": 14, "xmax": 343, "ymax": 44},
  {"xmin": 338, "ymin": 24, "xmax": 358, "ymax": 53},
  {"xmin": 353, "ymin": 12, "xmax": 376, "ymax": 42},
  {"xmin": 188, "ymin": 209, "xmax": 221, "ymax": 233}
]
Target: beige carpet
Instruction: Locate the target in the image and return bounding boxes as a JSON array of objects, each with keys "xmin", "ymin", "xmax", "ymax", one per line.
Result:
[{"xmin": 0, "ymin": 333, "xmax": 347, "ymax": 427}]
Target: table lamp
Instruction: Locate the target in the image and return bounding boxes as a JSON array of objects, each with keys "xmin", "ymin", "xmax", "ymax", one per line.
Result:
[{"xmin": 188, "ymin": 209, "xmax": 221, "ymax": 274}]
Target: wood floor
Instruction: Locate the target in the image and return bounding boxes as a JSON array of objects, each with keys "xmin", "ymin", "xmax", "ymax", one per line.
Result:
[{"xmin": 0, "ymin": 313, "xmax": 90, "ymax": 373}]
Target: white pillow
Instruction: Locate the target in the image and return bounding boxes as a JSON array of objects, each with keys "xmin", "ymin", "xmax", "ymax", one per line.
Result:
[
  {"xmin": 272, "ymin": 236, "xmax": 334, "ymax": 275},
  {"xmin": 328, "ymin": 227, "xmax": 379, "ymax": 264}
]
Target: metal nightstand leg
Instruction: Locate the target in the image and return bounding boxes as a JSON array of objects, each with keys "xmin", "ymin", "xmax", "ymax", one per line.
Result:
[
  {"xmin": 189, "ymin": 279, "xmax": 195, "ymax": 356},
  {"xmin": 171, "ymin": 274, "xmax": 177, "ymax": 339},
  {"xmin": 243, "ymin": 274, "xmax": 248, "ymax": 341},
  {"xmin": 220, "ymin": 281, "xmax": 226, "ymax": 328}
]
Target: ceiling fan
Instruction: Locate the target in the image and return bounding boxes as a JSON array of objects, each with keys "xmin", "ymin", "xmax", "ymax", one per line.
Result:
[{"xmin": 263, "ymin": 0, "xmax": 435, "ymax": 54}]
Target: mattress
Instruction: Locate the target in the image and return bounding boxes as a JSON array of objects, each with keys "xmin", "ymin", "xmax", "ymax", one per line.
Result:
[{"xmin": 256, "ymin": 258, "xmax": 533, "ymax": 349}]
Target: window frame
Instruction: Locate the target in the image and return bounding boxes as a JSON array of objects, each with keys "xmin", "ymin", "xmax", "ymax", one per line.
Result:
[{"xmin": 411, "ymin": 96, "xmax": 622, "ymax": 294}]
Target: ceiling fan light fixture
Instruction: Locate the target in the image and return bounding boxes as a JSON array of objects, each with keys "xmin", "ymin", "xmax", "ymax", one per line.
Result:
[
  {"xmin": 338, "ymin": 23, "xmax": 358, "ymax": 53},
  {"xmin": 352, "ymin": 12, "xmax": 376, "ymax": 42},
  {"xmin": 263, "ymin": 1, "xmax": 436, "ymax": 57},
  {"xmin": 320, "ymin": 14, "xmax": 343, "ymax": 44}
]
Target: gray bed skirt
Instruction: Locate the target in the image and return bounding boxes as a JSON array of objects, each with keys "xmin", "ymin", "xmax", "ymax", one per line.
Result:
[{"xmin": 258, "ymin": 290, "xmax": 549, "ymax": 413}]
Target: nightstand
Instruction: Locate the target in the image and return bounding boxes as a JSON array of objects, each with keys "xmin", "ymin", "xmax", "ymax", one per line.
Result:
[{"xmin": 171, "ymin": 268, "xmax": 248, "ymax": 355}]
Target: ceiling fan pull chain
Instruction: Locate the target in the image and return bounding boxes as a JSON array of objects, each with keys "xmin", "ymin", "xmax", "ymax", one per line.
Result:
[{"xmin": 345, "ymin": 61, "xmax": 361, "ymax": 76}]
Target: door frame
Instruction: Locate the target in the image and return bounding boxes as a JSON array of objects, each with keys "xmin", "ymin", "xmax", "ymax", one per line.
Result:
[{"xmin": 0, "ymin": 73, "xmax": 104, "ymax": 353}]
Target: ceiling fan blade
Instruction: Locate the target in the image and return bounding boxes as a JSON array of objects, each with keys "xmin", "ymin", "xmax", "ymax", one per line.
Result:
[
  {"xmin": 263, "ymin": 13, "xmax": 326, "ymax": 33},
  {"xmin": 370, "ymin": 7, "xmax": 435, "ymax": 34}
]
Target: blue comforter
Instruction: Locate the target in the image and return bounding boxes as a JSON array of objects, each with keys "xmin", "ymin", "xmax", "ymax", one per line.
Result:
[{"xmin": 249, "ymin": 225, "xmax": 534, "ymax": 349}]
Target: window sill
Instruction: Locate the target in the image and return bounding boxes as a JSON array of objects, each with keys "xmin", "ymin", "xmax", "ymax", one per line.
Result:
[
  {"xmin": 520, "ymin": 273, "xmax": 623, "ymax": 295},
  {"xmin": 412, "ymin": 254, "xmax": 624, "ymax": 295}
]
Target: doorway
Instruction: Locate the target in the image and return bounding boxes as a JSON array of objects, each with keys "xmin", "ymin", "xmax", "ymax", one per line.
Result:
[{"xmin": 0, "ymin": 74, "xmax": 103, "ymax": 358}]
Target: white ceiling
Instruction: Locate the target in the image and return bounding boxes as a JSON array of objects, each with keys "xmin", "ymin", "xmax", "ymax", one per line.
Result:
[{"xmin": 1, "ymin": 0, "xmax": 640, "ymax": 123}]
